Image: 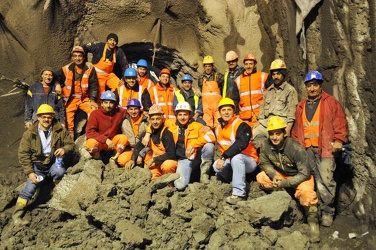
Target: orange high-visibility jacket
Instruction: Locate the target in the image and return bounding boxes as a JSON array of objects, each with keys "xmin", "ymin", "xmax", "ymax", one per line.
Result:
[
  {"xmin": 302, "ymin": 102, "xmax": 321, "ymax": 147},
  {"xmin": 149, "ymin": 83, "xmax": 176, "ymax": 119}
]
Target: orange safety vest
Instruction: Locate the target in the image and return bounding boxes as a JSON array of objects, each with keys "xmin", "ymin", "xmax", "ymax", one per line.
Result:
[
  {"xmin": 164, "ymin": 119, "xmax": 216, "ymax": 160},
  {"xmin": 303, "ymin": 102, "xmax": 321, "ymax": 147},
  {"xmin": 202, "ymin": 73, "xmax": 222, "ymax": 107},
  {"xmin": 216, "ymin": 116, "xmax": 259, "ymax": 163},
  {"xmin": 149, "ymin": 83, "xmax": 176, "ymax": 119},
  {"xmin": 150, "ymin": 127, "xmax": 167, "ymax": 157},
  {"xmin": 94, "ymin": 43, "xmax": 116, "ymax": 74},
  {"xmin": 139, "ymin": 76, "xmax": 155, "ymax": 90},
  {"xmin": 118, "ymin": 84, "xmax": 144, "ymax": 109},
  {"xmin": 235, "ymin": 71, "xmax": 267, "ymax": 122},
  {"xmin": 61, "ymin": 63, "xmax": 93, "ymax": 103}
]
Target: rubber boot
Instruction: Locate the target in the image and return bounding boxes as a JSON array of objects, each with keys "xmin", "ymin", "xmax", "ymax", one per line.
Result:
[
  {"xmin": 305, "ymin": 205, "xmax": 320, "ymax": 243},
  {"xmin": 12, "ymin": 197, "xmax": 30, "ymax": 226},
  {"xmin": 200, "ymin": 158, "xmax": 212, "ymax": 184}
]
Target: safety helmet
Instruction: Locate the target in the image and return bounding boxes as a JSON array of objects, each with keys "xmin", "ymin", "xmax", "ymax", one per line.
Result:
[
  {"xmin": 175, "ymin": 101, "xmax": 192, "ymax": 112},
  {"xmin": 137, "ymin": 59, "xmax": 148, "ymax": 68},
  {"xmin": 124, "ymin": 68, "xmax": 137, "ymax": 78},
  {"xmin": 159, "ymin": 68, "xmax": 171, "ymax": 76},
  {"xmin": 202, "ymin": 56, "xmax": 215, "ymax": 64},
  {"xmin": 40, "ymin": 67, "xmax": 54, "ymax": 77},
  {"xmin": 181, "ymin": 74, "xmax": 193, "ymax": 82},
  {"xmin": 71, "ymin": 45, "xmax": 85, "ymax": 55},
  {"xmin": 126, "ymin": 98, "xmax": 141, "ymax": 108},
  {"xmin": 37, "ymin": 104, "xmax": 55, "ymax": 115},
  {"xmin": 269, "ymin": 59, "xmax": 287, "ymax": 71},
  {"xmin": 305, "ymin": 71, "xmax": 324, "ymax": 84},
  {"xmin": 100, "ymin": 90, "xmax": 117, "ymax": 102},
  {"xmin": 243, "ymin": 53, "xmax": 257, "ymax": 63},
  {"xmin": 267, "ymin": 116, "xmax": 287, "ymax": 131},
  {"xmin": 148, "ymin": 104, "xmax": 164, "ymax": 116},
  {"xmin": 225, "ymin": 51, "xmax": 238, "ymax": 62},
  {"xmin": 218, "ymin": 97, "xmax": 235, "ymax": 110}
]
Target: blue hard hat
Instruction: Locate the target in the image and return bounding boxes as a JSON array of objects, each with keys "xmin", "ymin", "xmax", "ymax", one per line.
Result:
[
  {"xmin": 127, "ymin": 98, "xmax": 141, "ymax": 108},
  {"xmin": 100, "ymin": 90, "xmax": 117, "ymax": 102},
  {"xmin": 136, "ymin": 59, "xmax": 148, "ymax": 68},
  {"xmin": 124, "ymin": 68, "xmax": 137, "ymax": 78},
  {"xmin": 305, "ymin": 71, "xmax": 324, "ymax": 84},
  {"xmin": 181, "ymin": 74, "xmax": 193, "ymax": 82}
]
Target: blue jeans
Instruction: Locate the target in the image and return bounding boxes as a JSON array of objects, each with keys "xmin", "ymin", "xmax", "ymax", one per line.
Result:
[
  {"xmin": 19, "ymin": 163, "xmax": 66, "ymax": 200},
  {"xmin": 174, "ymin": 143, "xmax": 214, "ymax": 190},
  {"xmin": 213, "ymin": 153, "xmax": 257, "ymax": 197}
]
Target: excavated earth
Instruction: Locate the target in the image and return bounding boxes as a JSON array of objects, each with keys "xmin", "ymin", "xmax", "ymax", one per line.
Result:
[{"xmin": 1, "ymin": 0, "xmax": 376, "ymax": 249}]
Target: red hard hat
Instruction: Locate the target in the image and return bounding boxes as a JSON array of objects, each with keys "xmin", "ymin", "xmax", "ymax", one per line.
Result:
[
  {"xmin": 159, "ymin": 68, "xmax": 171, "ymax": 76},
  {"xmin": 243, "ymin": 53, "xmax": 257, "ymax": 63}
]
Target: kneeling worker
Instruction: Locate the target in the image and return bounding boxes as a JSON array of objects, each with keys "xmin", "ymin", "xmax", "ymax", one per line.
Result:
[
  {"xmin": 13, "ymin": 104, "xmax": 75, "ymax": 225},
  {"xmin": 256, "ymin": 116, "xmax": 320, "ymax": 243}
]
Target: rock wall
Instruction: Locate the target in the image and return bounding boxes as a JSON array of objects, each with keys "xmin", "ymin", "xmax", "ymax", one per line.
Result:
[{"xmin": 1, "ymin": 0, "xmax": 376, "ymax": 230}]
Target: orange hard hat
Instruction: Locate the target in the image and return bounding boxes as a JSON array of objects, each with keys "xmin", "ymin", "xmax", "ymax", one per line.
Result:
[
  {"xmin": 225, "ymin": 51, "xmax": 238, "ymax": 62},
  {"xmin": 243, "ymin": 53, "xmax": 257, "ymax": 63},
  {"xmin": 71, "ymin": 45, "xmax": 85, "ymax": 55},
  {"xmin": 159, "ymin": 68, "xmax": 171, "ymax": 76}
]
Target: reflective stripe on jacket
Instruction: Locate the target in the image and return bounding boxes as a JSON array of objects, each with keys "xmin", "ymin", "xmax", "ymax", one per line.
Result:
[
  {"xmin": 302, "ymin": 102, "xmax": 320, "ymax": 147},
  {"xmin": 149, "ymin": 83, "xmax": 176, "ymax": 119}
]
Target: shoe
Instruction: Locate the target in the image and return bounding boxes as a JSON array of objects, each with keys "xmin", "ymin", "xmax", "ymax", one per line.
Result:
[
  {"xmin": 321, "ymin": 214, "xmax": 333, "ymax": 227},
  {"xmin": 226, "ymin": 194, "xmax": 245, "ymax": 205},
  {"xmin": 150, "ymin": 173, "xmax": 180, "ymax": 192}
]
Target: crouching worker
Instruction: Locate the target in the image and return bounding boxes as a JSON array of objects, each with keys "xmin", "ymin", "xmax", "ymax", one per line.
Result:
[
  {"xmin": 85, "ymin": 90, "xmax": 128, "ymax": 163},
  {"xmin": 256, "ymin": 116, "xmax": 320, "ymax": 243},
  {"xmin": 167, "ymin": 102, "xmax": 215, "ymax": 190},
  {"xmin": 129, "ymin": 104, "xmax": 178, "ymax": 181},
  {"xmin": 213, "ymin": 98, "xmax": 259, "ymax": 205},
  {"xmin": 13, "ymin": 104, "xmax": 75, "ymax": 226}
]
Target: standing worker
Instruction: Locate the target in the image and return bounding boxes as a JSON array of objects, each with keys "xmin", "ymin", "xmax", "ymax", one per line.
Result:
[
  {"xmin": 223, "ymin": 51, "xmax": 244, "ymax": 111},
  {"xmin": 292, "ymin": 71, "xmax": 349, "ymax": 227},
  {"xmin": 234, "ymin": 53, "xmax": 268, "ymax": 127},
  {"xmin": 55, "ymin": 45, "xmax": 99, "ymax": 139},
  {"xmin": 82, "ymin": 33, "xmax": 128, "ymax": 101},
  {"xmin": 257, "ymin": 116, "xmax": 320, "ymax": 243},
  {"xmin": 198, "ymin": 56, "xmax": 224, "ymax": 128},
  {"xmin": 13, "ymin": 104, "xmax": 74, "ymax": 226}
]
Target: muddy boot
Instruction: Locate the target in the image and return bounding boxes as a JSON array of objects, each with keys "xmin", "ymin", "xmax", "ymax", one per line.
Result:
[
  {"xmin": 321, "ymin": 214, "xmax": 333, "ymax": 227},
  {"xmin": 305, "ymin": 205, "xmax": 320, "ymax": 243},
  {"xmin": 12, "ymin": 197, "xmax": 30, "ymax": 226},
  {"xmin": 150, "ymin": 173, "xmax": 180, "ymax": 192},
  {"xmin": 200, "ymin": 158, "xmax": 212, "ymax": 184}
]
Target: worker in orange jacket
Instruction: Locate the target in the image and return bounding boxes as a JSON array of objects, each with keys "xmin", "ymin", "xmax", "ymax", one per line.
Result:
[
  {"xmin": 234, "ymin": 53, "xmax": 268, "ymax": 127},
  {"xmin": 82, "ymin": 33, "xmax": 128, "ymax": 102},
  {"xmin": 55, "ymin": 46, "xmax": 98, "ymax": 138},
  {"xmin": 148, "ymin": 68, "xmax": 176, "ymax": 119},
  {"xmin": 136, "ymin": 59, "xmax": 155, "ymax": 90}
]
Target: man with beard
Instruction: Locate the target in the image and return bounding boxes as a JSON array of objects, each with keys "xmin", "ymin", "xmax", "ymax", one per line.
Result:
[
  {"xmin": 292, "ymin": 71, "xmax": 349, "ymax": 227},
  {"xmin": 118, "ymin": 98, "xmax": 149, "ymax": 169},
  {"xmin": 136, "ymin": 59, "xmax": 155, "ymax": 89},
  {"xmin": 85, "ymin": 90, "xmax": 128, "ymax": 162},
  {"xmin": 82, "ymin": 33, "xmax": 128, "ymax": 101},
  {"xmin": 233, "ymin": 53, "xmax": 268, "ymax": 127},
  {"xmin": 13, "ymin": 104, "xmax": 74, "ymax": 226},
  {"xmin": 257, "ymin": 116, "xmax": 320, "ymax": 243},
  {"xmin": 117, "ymin": 67, "xmax": 152, "ymax": 115},
  {"xmin": 252, "ymin": 59, "xmax": 298, "ymax": 147}
]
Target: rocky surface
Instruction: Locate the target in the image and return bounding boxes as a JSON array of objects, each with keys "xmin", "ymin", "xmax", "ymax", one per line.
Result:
[{"xmin": 1, "ymin": 0, "xmax": 376, "ymax": 249}]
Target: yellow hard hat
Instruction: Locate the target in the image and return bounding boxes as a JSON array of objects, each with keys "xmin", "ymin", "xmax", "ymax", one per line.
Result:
[
  {"xmin": 37, "ymin": 104, "xmax": 55, "ymax": 115},
  {"xmin": 270, "ymin": 59, "xmax": 287, "ymax": 71},
  {"xmin": 267, "ymin": 116, "xmax": 287, "ymax": 131},
  {"xmin": 203, "ymin": 56, "xmax": 215, "ymax": 64},
  {"xmin": 218, "ymin": 97, "xmax": 235, "ymax": 110}
]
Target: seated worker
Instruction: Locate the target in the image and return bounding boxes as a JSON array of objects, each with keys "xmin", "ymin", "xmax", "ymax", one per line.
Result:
[
  {"xmin": 148, "ymin": 68, "xmax": 176, "ymax": 119},
  {"xmin": 256, "ymin": 116, "xmax": 320, "ymax": 243},
  {"xmin": 173, "ymin": 74, "xmax": 205, "ymax": 125},
  {"xmin": 85, "ymin": 91, "xmax": 128, "ymax": 162},
  {"xmin": 136, "ymin": 59, "xmax": 155, "ymax": 90},
  {"xmin": 24, "ymin": 67, "xmax": 65, "ymax": 129},
  {"xmin": 213, "ymin": 98, "xmax": 259, "ymax": 205},
  {"xmin": 117, "ymin": 67, "xmax": 152, "ymax": 115},
  {"xmin": 55, "ymin": 45, "xmax": 99, "ymax": 139},
  {"xmin": 167, "ymin": 102, "xmax": 216, "ymax": 189},
  {"xmin": 118, "ymin": 98, "xmax": 149, "ymax": 168},
  {"xmin": 128, "ymin": 104, "xmax": 178, "ymax": 180},
  {"xmin": 13, "ymin": 104, "xmax": 74, "ymax": 226}
]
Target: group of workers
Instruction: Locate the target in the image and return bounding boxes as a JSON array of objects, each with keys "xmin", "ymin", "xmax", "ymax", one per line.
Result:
[{"xmin": 15, "ymin": 33, "xmax": 350, "ymax": 244}]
